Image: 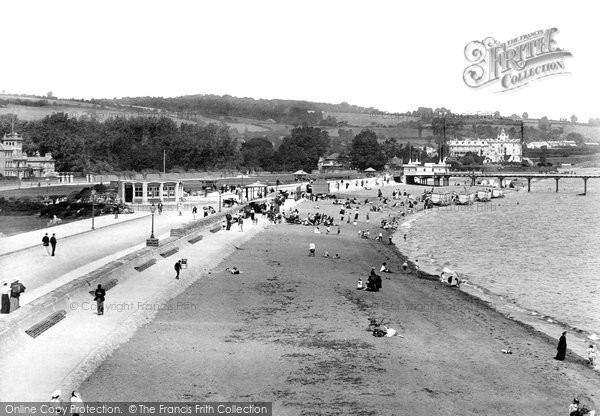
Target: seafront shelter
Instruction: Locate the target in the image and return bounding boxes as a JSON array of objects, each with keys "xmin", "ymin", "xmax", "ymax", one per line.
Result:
[
  {"xmin": 244, "ymin": 181, "xmax": 269, "ymax": 201},
  {"xmin": 117, "ymin": 180, "xmax": 184, "ymax": 204}
]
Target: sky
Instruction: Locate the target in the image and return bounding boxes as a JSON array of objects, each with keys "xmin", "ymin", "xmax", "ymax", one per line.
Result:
[{"xmin": 3, "ymin": 0, "xmax": 599, "ymax": 121}]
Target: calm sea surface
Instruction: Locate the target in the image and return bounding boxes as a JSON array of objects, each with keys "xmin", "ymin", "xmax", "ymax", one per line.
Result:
[{"xmin": 401, "ymin": 168, "xmax": 600, "ymax": 339}]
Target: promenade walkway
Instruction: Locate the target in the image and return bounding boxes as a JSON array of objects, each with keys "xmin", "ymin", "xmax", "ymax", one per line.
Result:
[{"xmin": 0, "ymin": 214, "xmax": 271, "ymax": 401}]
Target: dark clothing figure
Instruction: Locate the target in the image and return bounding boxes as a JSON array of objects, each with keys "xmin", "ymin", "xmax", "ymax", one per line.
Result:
[
  {"xmin": 10, "ymin": 281, "xmax": 26, "ymax": 312},
  {"xmin": 366, "ymin": 270, "xmax": 382, "ymax": 292},
  {"xmin": 0, "ymin": 283, "xmax": 10, "ymax": 314},
  {"xmin": 555, "ymin": 332, "xmax": 567, "ymax": 360},
  {"xmin": 94, "ymin": 285, "xmax": 106, "ymax": 315},
  {"xmin": 226, "ymin": 213, "xmax": 232, "ymax": 230},
  {"xmin": 42, "ymin": 233, "xmax": 50, "ymax": 255},
  {"xmin": 174, "ymin": 260, "xmax": 182, "ymax": 279},
  {"xmin": 157, "ymin": 202, "xmax": 163, "ymax": 215},
  {"xmin": 50, "ymin": 234, "xmax": 57, "ymax": 256}
]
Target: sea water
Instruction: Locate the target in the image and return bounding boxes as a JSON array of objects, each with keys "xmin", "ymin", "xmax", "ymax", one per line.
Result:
[{"xmin": 401, "ymin": 168, "xmax": 600, "ymax": 340}]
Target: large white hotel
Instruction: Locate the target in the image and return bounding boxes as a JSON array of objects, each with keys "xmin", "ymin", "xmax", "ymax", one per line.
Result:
[{"xmin": 448, "ymin": 129, "xmax": 522, "ymax": 163}]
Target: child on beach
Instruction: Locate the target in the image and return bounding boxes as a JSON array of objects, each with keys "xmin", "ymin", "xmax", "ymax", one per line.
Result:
[
  {"xmin": 588, "ymin": 344, "xmax": 597, "ymax": 367},
  {"xmin": 309, "ymin": 243, "xmax": 316, "ymax": 257}
]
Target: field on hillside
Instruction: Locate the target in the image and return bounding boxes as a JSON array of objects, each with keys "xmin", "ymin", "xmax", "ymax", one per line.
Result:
[{"xmin": 323, "ymin": 111, "xmax": 418, "ymax": 127}]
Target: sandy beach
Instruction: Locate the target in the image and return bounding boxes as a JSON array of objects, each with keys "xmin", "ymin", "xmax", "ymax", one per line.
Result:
[{"xmin": 79, "ymin": 186, "xmax": 600, "ymax": 415}]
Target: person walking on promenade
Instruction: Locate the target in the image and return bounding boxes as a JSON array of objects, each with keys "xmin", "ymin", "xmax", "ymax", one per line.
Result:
[
  {"xmin": 0, "ymin": 282, "xmax": 11, "ymax": 314},
  {"xmin": 238, "ymin": 215, "xmax": 244, "ymax": 232},
  {"xmin": 226, "ymin": 213, "xmax": 232, "ymax": 230},
  {"xmin": 50, "ymin": 233, "xmax": 57, "ymax": 256},
  {"xmin": 177, "ymin": 202, "xmax": 183, "ymax": 216},
  {"xmin": 555, "ymin": 331, "xmax": 567, "ymax": 360},
  {"xmin": 10, "ymin": 279, "xmax": 26, "ymax": 312},
  {"xmin": 93, "ymin": 284, "xmax": 106, "ymax": 316},
  {"xmin": 157, "ymin": 201, "xmax": 163, "ymax": 215},
  {"xmin": 42, "ymin": 233, "xmax": 50, "ymax": 255},
  {"xmin": 174, "ymin": 260, "xmax": 182, "ymax": 280},
  {"xmin": 192, "ymin": 205, "xmax": 198, "ymax": 219}
]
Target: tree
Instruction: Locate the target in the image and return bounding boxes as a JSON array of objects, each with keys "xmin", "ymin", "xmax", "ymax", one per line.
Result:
[
  {"xmin": 565, "ymin": 132, "xmax": 585, "ymax": 145},
  {"xmin": 570, "ymin": 114, "xmax": 578, "ymax": 124},
  {"xmin": 522, "ymin": 112, "xmax": 529, "ymax": 119},
  {"xmin": 241, "ymin": 138, "xmax": 275, "ymax": 170},
  {"xmin": 275, "ymin": 126, "xmax": 330, "ymax": 171},
  {"xmin": 538, "ymin": 116, "xmax": 550, "ymax": 131},
  {"xmin": 349, "ymin": 129, "xmax": 386, "ymax": 170}
]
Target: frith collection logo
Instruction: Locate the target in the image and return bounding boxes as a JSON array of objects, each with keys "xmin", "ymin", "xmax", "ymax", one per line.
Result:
[{"xmin": 463, "ymin": 28, "xmax": 572, "ymax": 92}]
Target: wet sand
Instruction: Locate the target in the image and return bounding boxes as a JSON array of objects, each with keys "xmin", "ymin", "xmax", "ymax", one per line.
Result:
[{"xmin": 79, "ymin": 187, "xmax": 600, "ymax": 415}]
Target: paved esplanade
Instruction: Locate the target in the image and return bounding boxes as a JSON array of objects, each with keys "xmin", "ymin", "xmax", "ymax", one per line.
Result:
[
  {"xmin": 0, "ymin": 192, "xmax": 238, "ymax": 306},
  {"xmin": 0, "ymin": 212, "xmax": 271, "ymax": 401}
]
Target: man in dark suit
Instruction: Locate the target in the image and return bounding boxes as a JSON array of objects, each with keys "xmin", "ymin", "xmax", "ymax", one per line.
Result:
[
  {"xmin": 42, "ymin": 233, "xmax": 50, "ymax": 255},
  {"xmin": 94, "ymin": 284, "xmax": 106, "ymax": 315},
  {"xmin": 50, "ymin": 234, "xmax": 57, "ymax": 256}
]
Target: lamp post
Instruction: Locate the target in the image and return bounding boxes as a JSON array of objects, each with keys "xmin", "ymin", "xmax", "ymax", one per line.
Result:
[
  {"xmin": 146, "ymin": 203, "xmax": 159, "ymax": 246},
  {"xmin": 219, "ymin": 190, "xmax": 222, "ymax": 213},
  {"xmin": 91, "ymin": 190, "xmax": 96, "ymax": 230}
]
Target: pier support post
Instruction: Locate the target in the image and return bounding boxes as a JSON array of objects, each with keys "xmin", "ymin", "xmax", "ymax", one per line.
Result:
[
  {"xmin": 583, "ymin": 178, "xmax": 588, "ymax": 195},
  {"xmin": 471, "ymin": 176, "xmax": 476, "ymax": 186},
  {"xmin": 434, "ymin": 177, "xmax": 440, "ymax": 187},
  {"xmin": 527, "ymin": 178, "xmax": 531, "ymax": 192},
  {"xmin": 498, "ymin": 177, "xmax": 503, "ymax": 188},
  {"xmin": 555, "ymin": 177, "xmax": 559, "ymax": 192}
]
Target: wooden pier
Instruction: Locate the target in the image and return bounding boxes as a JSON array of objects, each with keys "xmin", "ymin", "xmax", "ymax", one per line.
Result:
[{"xmin": 451, "ymin": 172, "xmax": 600, "ymax": 194}]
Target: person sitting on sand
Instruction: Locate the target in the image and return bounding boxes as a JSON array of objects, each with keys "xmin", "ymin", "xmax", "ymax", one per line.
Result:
[
  {"xmin": 334, "ymin": 253, "xmax": 340, "ymax": 259},
  {"xmin": 402, "ymin": 261, "xmax": 408, "ymax": 272},
  {"xmin": 314, "ymin": 227, "xmax": 321, "ymax": 234},
  {"xmin": 366, "ymin": 268, "xmax": 382, "ymax": 292},
  {"xmin": 356, "ymin": 278, "xmax": 364, "ymax": 290},
  {"xmin": 569, "ymin": 399, "xmax": 580, "ymax": 416},
  {"xmin": 225, "ymin": 267, "xmax": 241, "ymax": 274},
  {"xmin": 308, "ymin": 243, "xmax": 316, "ymax": 257},
  {"xmin": 380, "ymin": 262, "xmax": 392, "ymax": 274},
  {"xmin": 323, "ymin": 251, "xmax": 330, "ymax": 258}
]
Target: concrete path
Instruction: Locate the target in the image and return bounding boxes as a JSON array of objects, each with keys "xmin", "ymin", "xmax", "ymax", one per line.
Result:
[{"xmin": 0, "ymin": 216, "xmax": 270, "ymax": 401}]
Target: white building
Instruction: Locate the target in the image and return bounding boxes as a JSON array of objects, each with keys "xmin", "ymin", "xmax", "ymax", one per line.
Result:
[{"xmin": 448, "ymin": 129, "xmax": 522, "ymax": 163}]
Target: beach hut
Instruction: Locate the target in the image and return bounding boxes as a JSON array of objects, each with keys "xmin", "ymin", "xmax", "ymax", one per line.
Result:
[{"xmin": 244, "ymin": 181, "xmax": 268, "ymax": 201}]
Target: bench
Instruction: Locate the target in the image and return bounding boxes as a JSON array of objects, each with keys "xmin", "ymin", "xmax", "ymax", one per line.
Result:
[{"xmin": 25, "ymin": 310, "xmax": 67, "ymax": 338}]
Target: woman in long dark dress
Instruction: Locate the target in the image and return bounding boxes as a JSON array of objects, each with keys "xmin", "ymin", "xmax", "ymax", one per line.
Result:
[
  {"xmin": 0, "ymin": 282, "xmax": 11, "ymax": 314},
  {"xmin": 555, "ymin": 331, "xmax": 567, "ymax": 360}
]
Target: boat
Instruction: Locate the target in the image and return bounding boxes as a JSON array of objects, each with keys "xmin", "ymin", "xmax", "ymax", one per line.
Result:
[
  {"xmin": 491, "ymin": 189, "xmax": 504, "ymax": 198},
  {"xmin": 456, "ymin": 192, "xmax": 475, "ymax": 205},
  {"xmin": 476, "ymin": 189, "xmax": 492, "ymax": 202},
  {"xmin": 430, "ymin": 193, "xmax": 452, "ymax": 206}
]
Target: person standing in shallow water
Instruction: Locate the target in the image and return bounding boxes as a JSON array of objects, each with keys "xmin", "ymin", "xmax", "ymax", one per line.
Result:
[{"xmin": 555, "ymin": 331, "xmax": 567, "ymax": 360}]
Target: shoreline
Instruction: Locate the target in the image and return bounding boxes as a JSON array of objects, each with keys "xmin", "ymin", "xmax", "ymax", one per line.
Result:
[
  {"xmin": 390, "ymin": 182, "xmax": 599, "ymax": 366},
  {"xmin": 78, "ymin": 183, "xmax": 600, "ymax": 414}
]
